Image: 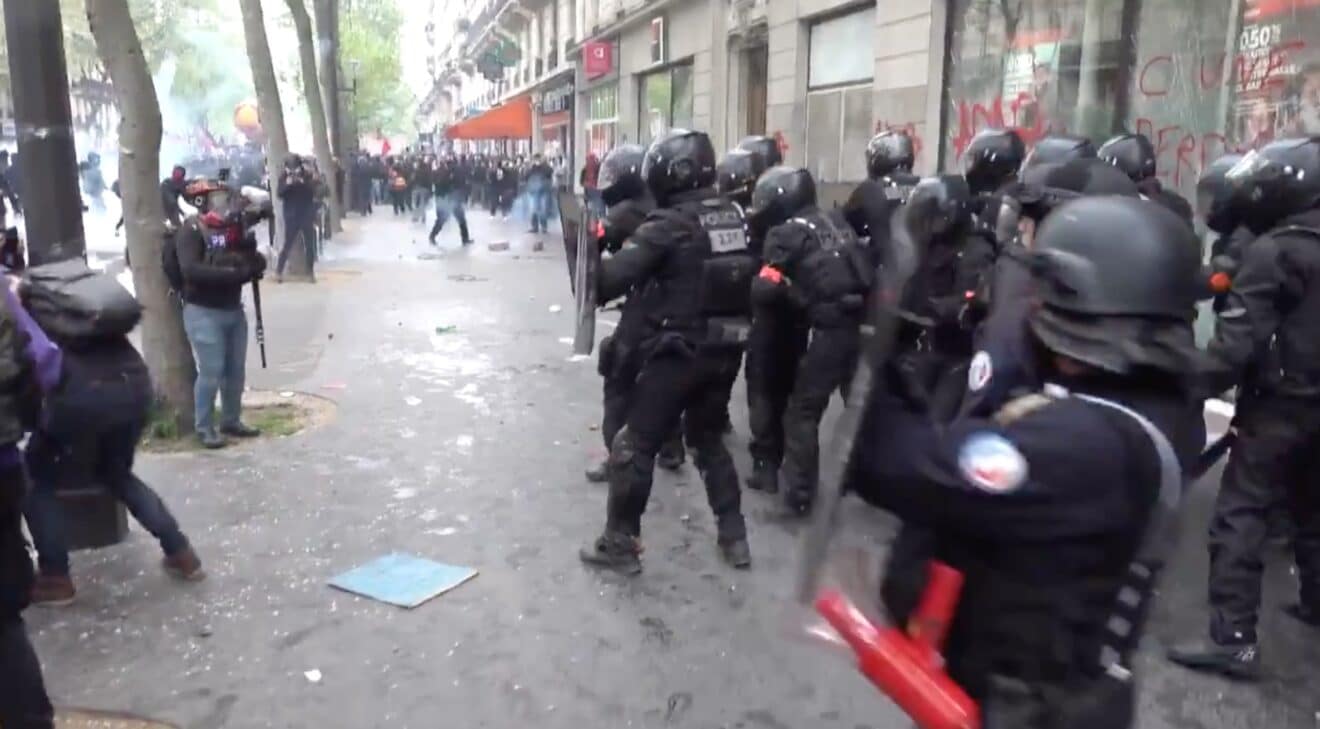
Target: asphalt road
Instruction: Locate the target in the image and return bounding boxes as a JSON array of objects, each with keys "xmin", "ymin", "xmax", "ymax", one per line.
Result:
[{"xmin": 25, "ymin": 209, "xmax": 1320, "ymax": 728}]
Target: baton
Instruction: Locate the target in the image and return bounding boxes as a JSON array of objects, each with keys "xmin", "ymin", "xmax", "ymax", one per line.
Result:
[{"xmin": 252, "ymin": 279, "xmax": 268, "ymax": 369}]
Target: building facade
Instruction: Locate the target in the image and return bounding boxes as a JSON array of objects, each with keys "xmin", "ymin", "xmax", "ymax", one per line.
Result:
[{"xmin": 431, "ymin": 0, "xmax": 1320, "ymax": 205}]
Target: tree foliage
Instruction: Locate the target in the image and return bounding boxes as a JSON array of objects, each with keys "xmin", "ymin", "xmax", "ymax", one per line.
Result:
[{"xmin": 341, "ymin": 0, "xmax": 414, "ymax": 136}]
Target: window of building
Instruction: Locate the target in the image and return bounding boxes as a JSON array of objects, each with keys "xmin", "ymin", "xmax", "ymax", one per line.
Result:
[
  {"xmin": 638, "ymin": 62, "xmax": 695, "ymax": 140},
  {"xmin": 805, "ymin": 7, "xmax": 875, "ymax": 182},
  {"xmin": 941, "ymin": 0, "xmax": 1320, "ymax": 340},
  {"xmin": 587, "ymin": 83, "xmax": 619, "ymax": 157}
]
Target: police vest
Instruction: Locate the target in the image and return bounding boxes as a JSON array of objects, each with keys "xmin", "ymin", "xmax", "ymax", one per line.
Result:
[{"xmin": 652, "ymin": 197, "xmax": 757, "ymax": 348}]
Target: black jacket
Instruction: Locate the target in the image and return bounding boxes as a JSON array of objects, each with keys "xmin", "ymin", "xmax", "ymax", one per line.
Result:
[
  {"xmin": 859, "ymin": 375, "xmax": 1198, "ymax": 708},
  {"xmin": 1204, "ymin": 208, "xmax": 1320, "ymax": 399},
  {"xmin": 758, "ymin": 208, "xmax": 871, "ymax": 327},
  {"xmin": 175, "ymin": 219, "xmax": 265, "ymax": 310},
  {"xmin": 599, "ymin": 189, "xmax": 752, "ymax": 345},
  {"xmin": 278, "ymin": 172, "xmax": 315, "ymax": 214},
  {"xmin": 842, "ymin": 173, "xmax": 920, "ymax": 265},
  {"xmin": 902, "ymin": 227, "xmax": 998, "ymax": 359},
  {"xmin": 1137, "ymin": 178, "xmax": 1194, "ymax": 227}
]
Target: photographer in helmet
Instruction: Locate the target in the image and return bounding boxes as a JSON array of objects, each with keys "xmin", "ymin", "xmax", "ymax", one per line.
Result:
[
  {"xmin": 854, "ymin": 195, "xmax": 1204, "ymax": 727},
  {"xmin": 751, "ymin": 166, "xmax": 871, "ymax": 514},
  {"xmin": 175, "ymin": 178, "xmax": 268, "ymax": 449},
  {"xmin": 586, "ymin": 144, "xmax": 686, "ymax": 482},
  {"xmin": 1169, "ymin": 137, "xmax": 1320, "ymax": 678},
  {"xmin": 579, "ymin": 129, "xmax": 753, "ymax": 574},
  {"xmin": 1099, "ymin": 133, "xmax": 1194, "ymax": 225}
]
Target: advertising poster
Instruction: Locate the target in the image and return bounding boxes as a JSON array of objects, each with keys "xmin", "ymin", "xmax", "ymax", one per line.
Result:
[{"xmin": 1232, "ymin": 0, "xmax": 1320, "ymax": 144}]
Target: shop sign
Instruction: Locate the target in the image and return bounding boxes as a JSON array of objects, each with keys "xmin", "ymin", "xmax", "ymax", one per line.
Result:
[
  {"xmin": 540, "ymin": 80, "xmax": 575, "ymax": 115},
  {"xmin": 585, "ymin": 41, "xmax": 614, "ymax": 79}
]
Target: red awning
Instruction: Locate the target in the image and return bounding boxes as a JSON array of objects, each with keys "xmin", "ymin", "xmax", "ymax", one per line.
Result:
[{"xmin": 445, "ymin": 94, "xmax": 533, "ymax": 140}]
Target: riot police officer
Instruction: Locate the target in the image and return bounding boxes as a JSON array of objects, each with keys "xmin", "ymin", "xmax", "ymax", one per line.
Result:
[
  {"xmin": 751, "ymin": 166, "xmax": 872, "ymax": 514},
  {"xmin": 842, "ymin": 131, "xmax": 921, "ymax": 258},
  {"xmin": 579, "ymin": 129, "xmax": 754, "ymax": 574},
  {"xmin": 895, "ymin": 176, "xmax": 996, "ymax": 420},
  {"xmin": 717, "ymin": 150, "xmax": 809, "ymax": 493},
  {"xmin": 960, "ymin": 156, "xmax": 1139, "ymax": 419},
  {"xmin": 586, "ymin": 145, "xmax": 687, "ymax": 483},
  {"xmin": 855, "ymin": 195, "xmax": 1204, "ymax": 726},
  {"xmin": 736, "ymin": 134, "xmax": 784, "ymax": 172},
  {"xmin": 1022, "ymin": 133, "xmax": 1096, "ymax": 171},
  {"xmin": 1169, "ymin": 137, "xmax": 1320, "ymax": 679},
  {"xmin": 1099, "ymin": 133, "xmax": 1194, "ymax": 224},
  {"xmin": 1195, "ymin": 153, "xmax": 1251, "ymax": 312},
  {"xmin": 961, "ymin": 128, "xmax": 1026, "ymax": 244}
]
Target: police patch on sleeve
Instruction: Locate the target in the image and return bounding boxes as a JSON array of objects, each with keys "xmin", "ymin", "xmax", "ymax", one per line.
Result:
[
  {"xmin": 957, "ymin": 433, "xmax": 1028, "ymax": 494},
  {"xmin": 968, "ymin": 351, "xmax": 993, "ymax": 392}
]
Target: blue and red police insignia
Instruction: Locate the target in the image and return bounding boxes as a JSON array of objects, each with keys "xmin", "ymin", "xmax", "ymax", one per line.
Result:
[{"xmin": 957, "ymin": 432, "xmax": 1028, "ymax": 494}]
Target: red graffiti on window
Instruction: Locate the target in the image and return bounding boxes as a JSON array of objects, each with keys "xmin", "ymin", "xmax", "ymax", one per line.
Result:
[
  {"xmin": 950, "ymin": 93, "xmax": 1057, "ymax": 160},
  {"xmin": 1136, "ymin": 40, "xmax": 1305, "ymax": 98}
]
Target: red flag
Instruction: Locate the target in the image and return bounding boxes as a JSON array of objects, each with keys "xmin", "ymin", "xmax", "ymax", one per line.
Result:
[{"xmin": 381, "ymin": 138, "xmax": 392, "ymax": 156}]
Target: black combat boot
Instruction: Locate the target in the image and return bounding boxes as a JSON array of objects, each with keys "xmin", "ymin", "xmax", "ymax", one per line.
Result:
[
  {"xmin": 1283, "ymin": 603, "xmax": 1320, "ymax": 629},
  {"xmin": 1167, "ymin": 632, "xmax": 1261, "ymax": 681},
  {"xmin": 657, "ymin": 437, "xmax": 686, "ymax": 471},
  {"xmin": 719, "ymin": 537, "xmax": 751, "ymax": 569},
  {"xmin": 584, "ymin": 459, "xmax": 609, "ymax": 483},
  {"xmin": 579, "ymin": 530, "xmax": 642, "ymax": 575},
  {"xmin": 745, "ymin": 459, "xmax": 779, "ymax": 493}
]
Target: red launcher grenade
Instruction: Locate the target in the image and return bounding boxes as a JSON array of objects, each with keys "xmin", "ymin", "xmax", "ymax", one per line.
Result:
[{"xmin": 814, "ymin": 561, "xmax": 980, "ymax": 729}]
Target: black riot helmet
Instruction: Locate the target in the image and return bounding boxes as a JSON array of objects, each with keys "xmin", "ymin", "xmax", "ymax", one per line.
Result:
[
  {"xmin": 716, "ymin": 149, "xmax": 764, "ymax": 206},
  {"xmin": 1017, "ymin": 157, "xmax": 1138, "ymax": 222},
  {"xmin": 904, "ymin": 175, "xmax": 972, "ymax": 240},
  {"xmin": 1226, "ymin": 137, "xmax": 1320, "ymax": 234},
  {"xmin": 642, "ymin": 128, "xmax": 718, "ymax": 205},
  {"xmin": 963, "ymin": 128, "xmax": 1026, "ymax": 194},
  {"xmin": 598, "ymin": 143, "xmax": 647, "ymax": 207},
  {"xmin": 1098, "ymin": 133, "xmax": 1158, "ymax": 182},
  {"xmin": 865, "ymin": 131, "xmax": 916, "ymax": 179},
  {"xmin": 284, "ymin": 153, "xmax": 302, "ymax": 172},
  {"xmin": 737, "ymin": 135, "xmax": 783, "ymax": 169},
  {"xmin": 1021, "ymin": 134, "xmax": 1097, "ymax": 175},
  {"xmin": 1196, "ymin": 153, "xmax": 1245, "ymax": 235},
  {"xmin": 748, "ymin": 166, "xmax": 817, "ymax": 231},
  {"xmin": 1027, "ymin": 196, "xmax": 1201, "ymax": 375}
]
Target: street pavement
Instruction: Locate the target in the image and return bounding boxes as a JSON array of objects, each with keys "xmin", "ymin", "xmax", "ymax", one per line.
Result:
[{"xmin": 25, "ymin": 205, "xmax": 1320, "ymax": 728}]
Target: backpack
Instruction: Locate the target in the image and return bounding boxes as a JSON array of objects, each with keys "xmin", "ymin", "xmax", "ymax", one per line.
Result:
[{"xmin": 21, "ymin": 258, "xmax": 142, "ymax": 346}]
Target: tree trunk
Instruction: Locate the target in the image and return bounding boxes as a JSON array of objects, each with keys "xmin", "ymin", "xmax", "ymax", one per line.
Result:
[
  {"xmin": 85, "ymin": 0, "xmax": 196, "ymax": 433},
  {"xmin": 239, "ymin": 0, "xmax": 302, "ymax": 280},
  {"xmin": 313, "ymin": 0, "xmax": 344, "ymax": 230},
  {"xmin": 285, "ymin": 0, "xmax": 341, "ymax": 235}
]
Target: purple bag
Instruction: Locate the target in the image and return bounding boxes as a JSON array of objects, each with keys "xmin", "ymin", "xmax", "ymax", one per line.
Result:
[{"xmin": 3, "ymin": 279, "xmax": 62, "ymax": 394}]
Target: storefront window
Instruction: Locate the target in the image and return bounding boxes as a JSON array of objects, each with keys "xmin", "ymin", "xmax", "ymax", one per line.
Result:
[
  {"xmin": 806, "ymin": 7, "xmax": 875, "ymax": 182},
  {"xmin": 638, "ymin": 63, "xmax": 695, "ymax": 140},
  {"xmin": 942, "ymin": 0, "xmax": 1320, "ymax": 202},
  {"xmin": 587, "ymin": 84, "xmax": 619, "ymax": 157}
]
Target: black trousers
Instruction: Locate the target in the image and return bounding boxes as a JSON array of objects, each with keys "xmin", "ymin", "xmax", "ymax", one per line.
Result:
[
  {"xmin": 599, "ymin": 334, "xmax": 682, "ymax": 455},
  {"xmin": 1, "ymin": 459, "xmax": 52, "ymax": 729},
  {"xmin": 1208, "ymin": 397, "xmax": 1320, "ymax": 642},
  {"xmin": 745, "ymin": 301, "xmax": 809, "ymax": 466},
  {"xmin": 781, "ymin": 326, "xmax": 860, "ymax": 507},
  {"xmin": 606, "ymin": 348, "xmax": 745, "ymax": 541}
]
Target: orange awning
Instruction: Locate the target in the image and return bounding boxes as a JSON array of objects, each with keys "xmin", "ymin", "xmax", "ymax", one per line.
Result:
[{"xmin": 445, "ymin": 94, "xmax": 533, "ymax": 140}]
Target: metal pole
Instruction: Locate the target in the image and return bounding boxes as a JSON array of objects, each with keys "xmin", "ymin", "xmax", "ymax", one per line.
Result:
[{"xmin": 3, "ymin": 0, "xmax": 86, "ymax": 265}]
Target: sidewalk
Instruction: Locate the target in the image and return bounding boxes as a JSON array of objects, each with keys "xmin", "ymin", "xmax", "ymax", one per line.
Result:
[{"xmin": 22, "ymin": 211, "xmax": 1320, "ymax": 729}]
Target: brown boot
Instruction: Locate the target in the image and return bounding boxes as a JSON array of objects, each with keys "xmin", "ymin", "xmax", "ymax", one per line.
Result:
[
  {"xmin": 162, "ymin": 547, "xmax": 206, "ymax": 582},
  {"xmin": 30, "ymin": 574, "xmax": 76, "ymax": 607}
]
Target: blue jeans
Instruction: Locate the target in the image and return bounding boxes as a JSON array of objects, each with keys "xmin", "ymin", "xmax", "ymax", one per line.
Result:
[
  {"xmin": 183, "ymin": 303, "xmax": 249, "ymax": 433},
  {"xmin": 412, "ymin": 188, "xmax": 431, "ymax": 221}
]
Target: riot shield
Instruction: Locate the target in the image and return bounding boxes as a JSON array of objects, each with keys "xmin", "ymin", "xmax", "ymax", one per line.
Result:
[
  {"xmin": 796, "ymin": 205, "xmax": 923, "ymax": 604},
  {"xmin": 557, "ymin": 190, "xmax": 582, "ymax": 295},
  {"xmin": 572, "ymin": 199, "xmax": 599, "ymax": 356}
]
